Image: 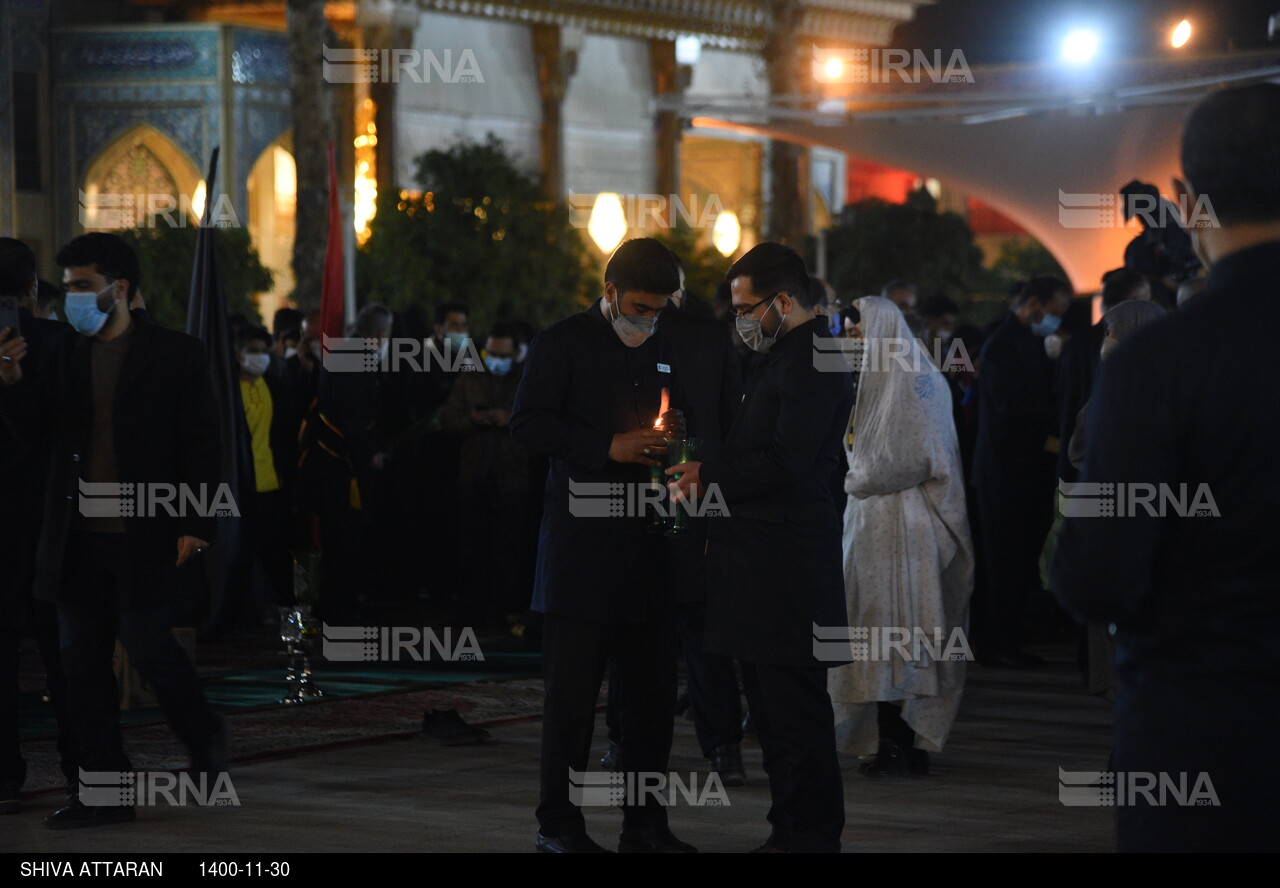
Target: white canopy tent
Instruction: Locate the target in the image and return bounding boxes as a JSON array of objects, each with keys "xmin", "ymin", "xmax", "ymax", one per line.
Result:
[{"xmin": 663, "ymin": 51, "xmax": 1280, "ymax": 292}]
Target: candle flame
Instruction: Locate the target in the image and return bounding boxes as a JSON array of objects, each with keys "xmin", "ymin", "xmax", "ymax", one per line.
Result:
[{"xmin": 655, "ymin": 387, "xmax": 670, "ymax": 428}]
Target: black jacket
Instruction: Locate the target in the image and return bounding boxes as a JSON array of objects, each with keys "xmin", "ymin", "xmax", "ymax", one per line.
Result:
[
  {"xmin": 971, "ymin": 312, "xmax": 1056, "ymax": 493},
  {"xmin": 654, "ymin": 304, "xmax": 742, "ymax": 603},
  {"xmin": 1055, "ymin": 320, "xmax": 1105, "ymax": 483},
  {"xmin": 0, "ymin": 312, "xmax": 68, "ymax": 620},
  {"xmin": 1050, "ymin": 241, "xmax": 1280, "ymax": 852},
  {"xmin": 699, "ymin": 317, "xmax": 854, "ymax": 667},
  {"xmin": 30, "ymin": 319, "xmax": 222, "ymax": 606},
  {"xmin": 511, "ymin": 300, "xmax": 735, "ymax": 623}
]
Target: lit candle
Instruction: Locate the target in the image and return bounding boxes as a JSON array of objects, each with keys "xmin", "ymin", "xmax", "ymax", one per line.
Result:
[{"xmin": 655, "ymin": 387, "xmax": 670, "ymax": 429}]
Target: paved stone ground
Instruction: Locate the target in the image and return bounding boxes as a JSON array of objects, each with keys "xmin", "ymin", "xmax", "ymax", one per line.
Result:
[{"xmin": 0, "ymin": 647, "xmax": 1114, "ymax": 854}]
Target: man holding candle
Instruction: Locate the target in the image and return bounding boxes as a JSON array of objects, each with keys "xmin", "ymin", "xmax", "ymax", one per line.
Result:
[
  {"xmin": 667, "ymin": 242, "xmax": 854, "ymax": 853},
  {"xmin": 511, "ymin": 238, "xmax": 693, "ymax": 854}
]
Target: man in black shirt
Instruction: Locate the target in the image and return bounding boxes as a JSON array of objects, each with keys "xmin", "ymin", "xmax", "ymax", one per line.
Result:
[
  {"xmin": 1, "ymin": 234, "xmax": 225, "ymax": 829},
  {"xmin": 512, "ymin": 239, "xmax": 694, "ymax": 853},
  {"xmin": 667, "ymin": 243, "xmax": 854, "ymax": 853},
  {"xmin": 1052, "ymin": 82, "xmax": 1280, "ymax": 853}
]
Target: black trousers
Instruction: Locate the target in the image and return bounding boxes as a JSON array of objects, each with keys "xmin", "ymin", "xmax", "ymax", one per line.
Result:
[
  {"xmin": 740, "ymin": 660, "xmax": 844, "ymax": 853},
  {"xmin": 316, "ymin": 482, "xmax": 373, "ymax": 624},
  {"xmin": 207, "ymin": 489, "xmax": 295, "ymax": 635},
  {"xmin": 606, "ymin": 600, "xmax": 743, "ymax": 759},
  {"xmin": 244, "ymin": 489, "xmax": 294, "ymax": 608},
  {"xmin": 973, "ymin": 477, "xmax": 1054, "ymax": 655},
  {"xmin": 58, "ymin": 531, "xmax": 221, "ymax": 776},
  {"xmin": 0, "ymin": 603, "xmax": 78, "ymax": 791},
  {"xmin": 538, "ymin": 611, "xmax": 678, "ymax": 838},
  {"xmin": 457, "ymin": 482, "xmax": 533, "ymax": 622}
]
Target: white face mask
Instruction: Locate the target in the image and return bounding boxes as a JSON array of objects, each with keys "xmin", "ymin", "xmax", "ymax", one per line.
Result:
[
  {"xmin": 1044, "ymin": 332, "xmax": 1064, "ymax": 360},
  {"xmin": 605, "ymin": 294, "xmax": 657, "ymax": 348},
  {"xmin": 284, "ymin": 346, "xmax": 298, "ymax": 360},
  {"xmin": 735, "ymin": 296, "xmax": 788, "ymax": 354},
  {"xmin": 240, "ymin": 353, "xmax": 270, "ymax": 378}
]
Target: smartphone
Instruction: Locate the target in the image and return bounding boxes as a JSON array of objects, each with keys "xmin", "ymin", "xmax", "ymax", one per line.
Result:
[{"xmin": 0, "ymin": 295, "xmax": 20, "ymax": 337}]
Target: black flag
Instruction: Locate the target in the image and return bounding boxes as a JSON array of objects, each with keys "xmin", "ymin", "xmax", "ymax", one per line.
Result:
[{"xmin": 186, "ymin": 147, "xmax": 252, "ymax": 635}]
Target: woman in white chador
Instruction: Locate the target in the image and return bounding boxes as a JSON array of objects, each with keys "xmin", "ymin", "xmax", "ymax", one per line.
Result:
[{"xmin": 827, "ymin": 296, "xmax": 974, "ymax": 777}]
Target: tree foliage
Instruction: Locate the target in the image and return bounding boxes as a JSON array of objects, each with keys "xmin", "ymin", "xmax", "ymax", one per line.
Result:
[
  {"xmin": 651, "ymin": 222, "xmax": 732, "ymax": 305},
  {"xmin": 357, "ymin": 135, "xmax": 597, "ymax": 335},
  {"xmin": 824, "ymin": 189, "xmax": 988, "ymax": 303},
  {"xmin": 119, "ymin": 222, "xmax": 271, "ymax": 331},
  {"xmin": 989, "ymin": 237, "xmax": 1069, "ymax": 285}
]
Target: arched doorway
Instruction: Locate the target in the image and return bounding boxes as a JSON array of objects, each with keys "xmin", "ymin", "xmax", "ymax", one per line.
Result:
[
  {"xmin": 246, "ymin": 135, "xmax": 296, "ymax": 324},
  {"xmin": 80, "ymin": 124, "xmax": 203, "ymax": 231}
]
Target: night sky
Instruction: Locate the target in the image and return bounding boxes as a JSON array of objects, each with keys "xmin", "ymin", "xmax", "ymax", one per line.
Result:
[{"xmin": 893, "ymin": 0, "xmax": 1280, "ymax": 65}]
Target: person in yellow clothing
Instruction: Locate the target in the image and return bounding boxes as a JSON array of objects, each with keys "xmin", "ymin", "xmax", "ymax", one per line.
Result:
[{"xmin": 215, "ymin": 327, "xmax": 301, "ymax": 634}]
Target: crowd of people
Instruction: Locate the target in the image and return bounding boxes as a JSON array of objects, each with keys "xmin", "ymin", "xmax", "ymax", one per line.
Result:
[{"xmin": 0, "ymin": 81, "xmax": 1276, "ymax": 852}]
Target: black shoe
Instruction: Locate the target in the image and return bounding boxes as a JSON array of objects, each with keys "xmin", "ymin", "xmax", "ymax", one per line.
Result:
[
  {"xmin": 45, "ymin": 798, "xmax": 136, "ymax": 830},
  {"xmin": 535, "ymin": 831, "xmax": 610, "ymax": 853},
  {"xmin": 190, "ymin": 715, "xmax": 230, "ymax": 780},
  {"xmin": 599, "ymin": 740, "xmax": 622, "ymax": 772},
  {"xmin": 421, "ymin": 709, "xmax": 490, "ymax": 746},
  {"xmin": 0, "ymin": 782, "xmax": 19, "ymax": 816},
  {"xmin": 709, "ymin": 743, "xmax": 746, "ymax": 787},
  {"xmin": 619, "ymin": 824, "xmax": 697, "ymax": 853},
  {"xmin": 858, "ymin": 739, "xmax": 928, "ymax": 778}
]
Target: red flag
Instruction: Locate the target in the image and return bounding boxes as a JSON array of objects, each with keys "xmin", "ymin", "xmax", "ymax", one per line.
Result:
[{"xmin": 320, "ymin": 141, "xmax": 345, "ymax": 339}]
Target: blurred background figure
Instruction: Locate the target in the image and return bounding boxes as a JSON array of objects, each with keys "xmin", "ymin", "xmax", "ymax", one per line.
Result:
[
  {"xmin": 1056, "ymin": 268, "xmax": 1151, "ymax": 484},
  {"xmin": 285, "ymin": 310, "xmax": 322, "ymax": 410},
  {"xmin": 881, "ymin": 279, "xmax": 917, "ymax": 313},
  {"xmin": 303, "ymin": 304, "xmax": 393, "ymax": 623},
  {"xmin": 271, "ymin": 308, "xmax": 303, "ymax": 358},
  {"xmin": 0, "ymin": 238, "xmax": 77, "ymax": 812},
  {"xmin": 970, "ymin": 275, "xmax": 1071, "ymax": 668},
  {"xmin": 439, "ymin": 322, "xmax": 536, "ymax": 626},
  {"xmin": 205, "ymin": 326, "xmax": 300, "ymax": 636}
]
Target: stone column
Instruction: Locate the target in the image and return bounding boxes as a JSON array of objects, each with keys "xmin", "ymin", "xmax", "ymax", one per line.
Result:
[
  {"xmin": 356, "ymin": 0, "xmax": 419, "ymax": 199},
  {"xmin": 649, "ymin": 38, "xmax": 682, "ymax": 199},
  {"xmin": 531, "ymin": 23, "xmax": 577, "ymax": 203},
  {"xmin": 763, "ymin": 0, "xmax": 809, "ymax": 249},
  {"xmin": 286, "ymin": 0, "xmax": 337, "ymax": 308}
]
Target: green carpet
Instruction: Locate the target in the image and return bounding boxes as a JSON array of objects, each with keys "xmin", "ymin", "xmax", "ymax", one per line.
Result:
[{"xmin": 19, "ymin": 652, "xmax": 542, "ymax": 740}]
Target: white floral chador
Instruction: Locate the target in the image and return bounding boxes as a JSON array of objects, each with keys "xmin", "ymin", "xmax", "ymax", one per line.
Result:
[{"xmin": 827, "ymin": 297, "xmax": 975, "ymax": 754}]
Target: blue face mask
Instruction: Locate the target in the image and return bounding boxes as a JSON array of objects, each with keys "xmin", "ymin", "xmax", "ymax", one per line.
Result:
[
  {"xmin": 1031, "ymin": 313, "xmax": 1062, "ymax": 338},
  {"xmin": 447, "ymin": 331, "xmax": 470, "ymax": 352},
  {"xmin": 484, "ymin": 355, "xmax": 513, "ymax": 376},
  {"xmin": 64, "ymin": 286, "xmax": 114, "ymax": 337}
]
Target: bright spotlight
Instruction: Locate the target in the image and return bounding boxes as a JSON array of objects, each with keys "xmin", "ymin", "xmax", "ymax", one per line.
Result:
[
  {"xmin": 587, "ymin": 192, "xmax": 627, "ymax": 253},
  {"xmin": 712, "ymin": 211, "xmax": 741, "ymax": 257},
  {"xmin": 1171, "ymin": 19, "xmax": 1191, "ymax": 48},
  {"xmin": 1060, "ymin": 28, "xmax": 1100, "ymax": 64},
  {"xmin": 823, "ymin": 57, "xmax": 843, "ymax": 81}
]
